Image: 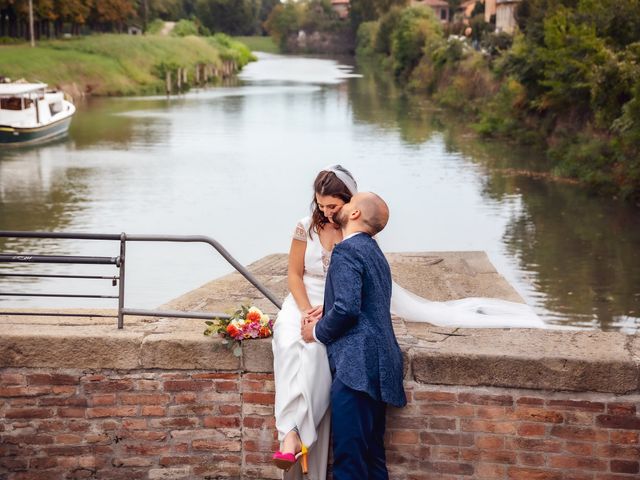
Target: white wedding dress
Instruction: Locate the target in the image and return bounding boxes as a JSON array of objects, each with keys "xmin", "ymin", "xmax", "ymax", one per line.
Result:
[
  {"xmin": 272, "ymin": 217, "xmax": 332, "ymax": 480},
  {"xmin": 272, "ymin": 216, "xmax": 547, "ymax": 479}
]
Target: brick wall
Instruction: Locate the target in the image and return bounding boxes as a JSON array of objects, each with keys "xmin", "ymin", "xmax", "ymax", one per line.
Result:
[
  {"xmin": 0, "ymin": 369, "xmax": 279, "ymax": 480},
  {"xmin": 388, "ymin": 383, "xmax": 640, "ymax": 480},
  {"xmin": 1, "ymin": 368, "xmax": 639, "ymax": 479}
]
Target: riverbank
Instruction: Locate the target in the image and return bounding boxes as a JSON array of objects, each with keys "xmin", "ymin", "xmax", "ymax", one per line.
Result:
[
  {"xmin": 355, "ymin": 5, "xmax": 640, "ymax": 204},
  {"xmin": 233, "ymin": 35, "xmax": 279, "ymax": 54},
  {"xmin": 0, "ymin": 34, "xmax": 254, "ymax": 99}
]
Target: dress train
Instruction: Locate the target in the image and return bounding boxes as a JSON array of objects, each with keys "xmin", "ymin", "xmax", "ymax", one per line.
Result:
[{"xmin": 391, "ymin": 281, "xmax": 548, "ymax": 329}]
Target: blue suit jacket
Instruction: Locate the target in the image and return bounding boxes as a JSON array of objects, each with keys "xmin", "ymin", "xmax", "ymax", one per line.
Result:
[{"xmin": 315, "ymin": 233, "xmax": 406, "ymax": 408}]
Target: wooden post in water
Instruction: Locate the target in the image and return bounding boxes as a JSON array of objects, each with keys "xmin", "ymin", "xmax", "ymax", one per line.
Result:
[
  {"xmin": 182, "ymin": 69, "xmax": 188, "ymax": 88},
  {"xmin": 195, "ymin": 64, "xmax": 200, "ymax": 85},
  {"xmin": 177, "ymin": 68, "xmax": 182, "ymax": 92},
  {"xmin": 165, "ymin": 71, "xmax": 172, "ymax": 96}
]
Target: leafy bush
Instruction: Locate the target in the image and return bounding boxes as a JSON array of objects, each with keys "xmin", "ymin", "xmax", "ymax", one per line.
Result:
[
  {"xmin": 0, "ymin": 36, "xmax": 26, "ymax": 45},
  {"xmin": 590, "ymin": 43, "xmax": 640, "ymax": 128},
  {"xmin": 172, "ymin": 19, "xmax": 199, "ymax": 37},
  {"xmin": 209, "ymin": 33, "xmax": 255, "ymax": 66},
  {"xmin": 391, "ymin": 6, "xmax": 442, "ymax": 79},
  {"xmin": 481, "ymin": 31, "xmax": 513, "ymax": 57},
  {"xmin": 535, "ymin": 8, "xmax": 607, "ymax": 112},
  {"xmin": 375, "ymin": 7, "xmax": 402, "ymax": 56},
  {"xmin": 475, "ymin": 76, "xmax": 535, "ymax": 138},
  {"xmin": 300, "ymin": 0, "xmax": 342, "ymax": 33},
  {"xmin": 146, "ymin": 19, "xmax": 165, "ymax": 35},
  {"xmin": 264, "ymin": 2, "xmax": 303, "ymax": 49},
  {"xmin": 356, "ymin": 21, "xmax": 379, "ymax": 57}
]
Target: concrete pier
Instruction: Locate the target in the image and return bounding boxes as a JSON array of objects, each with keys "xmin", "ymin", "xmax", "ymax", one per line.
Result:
[
  {"xmin": 1, "ymin": 252, "xmax": 639, "ymax": 479},
  {"xmin": 1, "ymin": 252, "xmax": 637, "ymax": 394}
]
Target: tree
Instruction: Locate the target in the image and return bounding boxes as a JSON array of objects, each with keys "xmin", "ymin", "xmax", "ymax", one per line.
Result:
[
  {"xmin": 391, "ymin": 6, "xmax": 442, "ymax": 78},
  {"xmin": 195, "ymin": 0, "xmax": 256, "ymax": 35},
  {"xmin": 56, "ymin": 0, "xmax": 93, "ymax": 35},
  {"xmin": 576, "ymin": 0, "xmax": 640, "ymax": 49},
  {"xmin": 350, "ymin": 0, "xmax": 408, "ymax": 31},
  {"xmin": 92, "ymin": 0, "xmax": 136, "ymax": 32},
  {"xmin": 264, "ymin": 1, "xmax": 303, "ymax": 47},
  {"xmin": 258, "ymin": 0, "xmax": 280, "ymax": 34},
  {"xmin": 536, "ymin": 7, "xmax": 606, "ymax": 111}
]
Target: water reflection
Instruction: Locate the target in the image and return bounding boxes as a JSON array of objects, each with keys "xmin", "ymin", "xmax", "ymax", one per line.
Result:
[
  {"xmin": 0, "ymin": 53, "xmax": 638, "ymax": 331},
  {"xmin": 348, "ymin": 62, "xmax": 639, "ymax": 331},
  {"xmin": 497, "ymin": 178, "xmax": 640, "ymax": 331}
]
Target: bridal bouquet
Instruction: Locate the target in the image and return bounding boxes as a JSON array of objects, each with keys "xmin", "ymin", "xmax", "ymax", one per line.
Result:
[{"xmin": 204, "ymin": 306, "xmax": 273, "ymax": 356}]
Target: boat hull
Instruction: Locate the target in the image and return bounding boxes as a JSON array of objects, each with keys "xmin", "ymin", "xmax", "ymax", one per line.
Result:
[{"xmin": 0, "ymin": 115, "xmax": 72, "ymax": 146}]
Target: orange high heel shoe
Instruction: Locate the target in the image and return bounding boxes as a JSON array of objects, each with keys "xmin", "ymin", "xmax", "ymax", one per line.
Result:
[{"xmin": 272, "ymin": 444, "xmax": 308, "ymax": 473}]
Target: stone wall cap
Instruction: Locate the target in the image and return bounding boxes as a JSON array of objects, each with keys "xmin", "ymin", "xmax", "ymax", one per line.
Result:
[{"xmin": 1, "ymin": 253, "xmax": 638, "ymax": 394}]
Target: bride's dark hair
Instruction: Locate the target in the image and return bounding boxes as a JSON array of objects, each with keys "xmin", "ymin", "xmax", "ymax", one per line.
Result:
[{"xmin": 309, "ymin": 170, "xmax": 353, "ymax": 238}]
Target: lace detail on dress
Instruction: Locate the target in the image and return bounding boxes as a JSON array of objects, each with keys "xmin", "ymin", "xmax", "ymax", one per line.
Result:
[
  {"xmin": 293, "ymin": 222, "xmax": 307, "ymax": 242},
  {"xmin": 321, "ymin": 249, "xmax": 331, "ymax": 275}
]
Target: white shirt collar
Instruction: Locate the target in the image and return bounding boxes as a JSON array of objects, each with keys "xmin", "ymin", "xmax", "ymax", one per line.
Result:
[{"xmin": 343, "ymin": 231, "xmax": 365, "ymax": 241}]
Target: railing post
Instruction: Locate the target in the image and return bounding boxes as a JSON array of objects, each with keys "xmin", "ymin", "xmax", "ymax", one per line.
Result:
[{"xmin": 117, "ymin": 232, "xmax": 126, "ymax": 329}]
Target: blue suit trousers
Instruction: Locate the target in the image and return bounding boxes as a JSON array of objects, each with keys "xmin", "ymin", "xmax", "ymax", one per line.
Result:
[{"xmin": 330, "ymin": 377, "xmax": 388, "ymax": 480}]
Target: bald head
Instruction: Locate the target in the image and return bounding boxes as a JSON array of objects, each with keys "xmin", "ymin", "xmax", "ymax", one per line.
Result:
[{"xmin": 352, "ymin": 192, "xmax": 389, "ymax": 236}]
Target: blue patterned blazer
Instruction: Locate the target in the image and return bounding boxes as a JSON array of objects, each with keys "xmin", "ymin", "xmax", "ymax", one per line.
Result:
[{"xmin": 315, "ymin": 233, "xmax": 406, "ymax": 408}]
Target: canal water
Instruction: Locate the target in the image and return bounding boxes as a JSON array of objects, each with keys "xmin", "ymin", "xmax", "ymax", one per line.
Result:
[{"xmin": 1, "ymin": 53, "xmax": 638, "ymax": 332}]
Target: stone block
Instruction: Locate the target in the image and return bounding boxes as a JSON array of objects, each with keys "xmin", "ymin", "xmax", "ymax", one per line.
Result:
[{"xmin": 140, "ymin": 331, "xmax": 240, "ymax": 370}]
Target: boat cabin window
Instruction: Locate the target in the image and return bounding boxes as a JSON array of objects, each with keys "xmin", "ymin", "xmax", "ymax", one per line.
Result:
[
  {"xmin": 0, "ymin": 97, "xmax": 34, "ymax": 111},
  {"xmin": 50, "ymin": 101, "xmax": 63, "ymax": 115}
]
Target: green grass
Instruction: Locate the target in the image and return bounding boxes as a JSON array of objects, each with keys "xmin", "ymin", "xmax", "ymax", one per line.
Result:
[
  {"xmin": 233, "ymin": 36, "xmax": 279, "ymax": 54},
  {"xmin": 0, "ymin": 34, "xmax": 255, "ymax": 96}
]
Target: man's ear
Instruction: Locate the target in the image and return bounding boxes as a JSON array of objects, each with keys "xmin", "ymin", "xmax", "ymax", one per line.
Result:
[{"xmin": 351, "ymin": 209, "xmax": 361, "ymax": 220}]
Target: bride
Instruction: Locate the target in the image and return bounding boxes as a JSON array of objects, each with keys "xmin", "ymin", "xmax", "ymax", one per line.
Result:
[{"xmin": 271, "ymin": 165, "xmax": 546, "ymax": 479}]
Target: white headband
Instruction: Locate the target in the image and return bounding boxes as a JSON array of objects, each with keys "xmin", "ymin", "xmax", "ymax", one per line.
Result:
[{"xmin": 323, "ymin": 164, "xmax": 358, "ymax": 195}]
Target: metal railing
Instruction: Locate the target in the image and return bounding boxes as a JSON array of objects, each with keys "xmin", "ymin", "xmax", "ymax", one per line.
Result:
[{"xmin": 0, "ymin": 231, "xmax": 282, "ymax": 328}]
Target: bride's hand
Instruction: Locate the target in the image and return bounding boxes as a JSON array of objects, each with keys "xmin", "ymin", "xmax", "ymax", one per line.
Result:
[
  {"xmin": 306, "ymin": 305, "xmax": 323, "ymax": 319},
  {"xmin": 301, "ymin": 306, "xmax": 320, "ymax": 326}
]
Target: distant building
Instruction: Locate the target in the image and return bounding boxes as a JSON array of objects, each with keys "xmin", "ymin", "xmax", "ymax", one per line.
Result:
[
  {"xmin": 457, "ymin": 0, "xmax": 496, "ymax": 24},
  {"xmin": 496, "ymin": 0, "xmax": 521, "ymax": 33},
  {"xmin": 411, "ymin": 0, "xmax": 450, "ymax": 22},
  {"xmin": 460, "ymin": 0, "xmax": 478, "ymax": 20},
  {"xmin": 127, "ymin": 24, "xmax": 143, "ymax": 35},
  {"xmin": 331, "ymin": 0, "xmax": 350, "ymax": 19},
  {"xmin": 484, "ymin": 0, "xmax": 496, "ymax": 23}
]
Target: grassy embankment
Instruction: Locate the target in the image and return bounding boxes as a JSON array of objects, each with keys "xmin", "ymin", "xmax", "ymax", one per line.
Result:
[
  {"xmin": 233, "ymin": 36, "xmax": 279, "ymax": 54},
  {"xmin": 0, "ymin": 34, "xmax": 255, "ymax": 97}
]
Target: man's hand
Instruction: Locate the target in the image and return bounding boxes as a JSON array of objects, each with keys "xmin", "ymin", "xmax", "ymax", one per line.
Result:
[
  {"xmin": 303, "ymin": 305, "xmax": 323, "ymax": 325},
  {"xmin": 301, "ymin": 318, "xmax": 319, "ymax": 343}
]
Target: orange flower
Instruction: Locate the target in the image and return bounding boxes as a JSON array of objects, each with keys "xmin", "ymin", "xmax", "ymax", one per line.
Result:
[
  {"xmin": 226, "ymin": 324, "xmax": 240, "ymax": 338},
  {"xmin": 246, "ymin": 308, "xmax": 262, "ymax": 323},
  {"xmin": 258, "ymin": 326, "xmax": 272, "ymax": 338}
]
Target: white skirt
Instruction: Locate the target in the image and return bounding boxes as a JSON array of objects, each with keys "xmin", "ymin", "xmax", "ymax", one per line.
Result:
[{"xmin": 272, "ymin": 275, "xmax": 332, "ymax": 480}]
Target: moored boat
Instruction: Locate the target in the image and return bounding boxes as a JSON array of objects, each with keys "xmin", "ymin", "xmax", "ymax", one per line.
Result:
[{"xmin": 0, "ymin": 82, "xmax": 76, "ymax": 146}]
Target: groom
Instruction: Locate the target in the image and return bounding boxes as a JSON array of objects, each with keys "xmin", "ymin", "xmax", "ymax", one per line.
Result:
[{"xmin": 302, "ymin": 192, "xmax": 406, "ymax": 479}]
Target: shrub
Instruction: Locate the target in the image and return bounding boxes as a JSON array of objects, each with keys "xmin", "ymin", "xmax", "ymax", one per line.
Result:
[
  {"xmin": 356, "ymin": 21, "xmax": 379, "ymax": 57},
  {"xmin": 146, "ymin": 19, "xmax": 165, "ymax": 35},
  {"xmin": 375, "ymin": 7, "xmax": 402, "ymax": 55},
  {"xmin": 172, "ymin": 19, "xmax": 199, "ymax": 37},
  {"xmin": 210, "ymin": 33, "xmax": 255, "ymax": 66},
  {"xmin": 264, "ymin": 2, "xmax": 303, "ymax": 49},
  {"xmin": 390, "ymin": 6, "xmax": 442, "ymax": 79},
  {"xmin": 481, "ymin": 31, "xmax": 513, "ymax": 58},
  {"xmin": 475, "ymin": 76, "xmax": 533, "ymax": 137}
]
